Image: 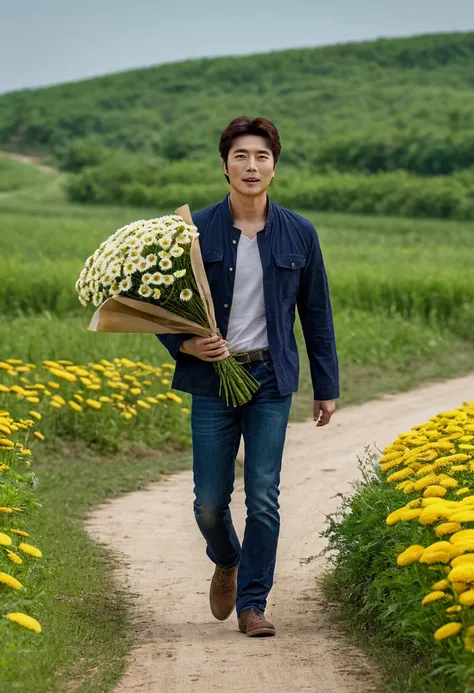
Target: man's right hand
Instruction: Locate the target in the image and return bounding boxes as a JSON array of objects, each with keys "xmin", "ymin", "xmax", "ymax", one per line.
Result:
[{"xmin": 180, "ymin": 335, "xmax": 229, "ymax": 362}]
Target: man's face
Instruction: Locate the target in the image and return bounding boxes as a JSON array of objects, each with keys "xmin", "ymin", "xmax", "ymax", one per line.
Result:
[{"xmin": 223, "ymin": 135, "xmax": 276, "ymax": 196}]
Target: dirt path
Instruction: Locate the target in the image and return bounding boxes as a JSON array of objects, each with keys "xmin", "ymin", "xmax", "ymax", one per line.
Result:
[
  {"xmin": 0, "ymin": 150, "xmax": 56, "ymax": 173},
  {"xmin": 85, "ymin": 373, "xmax": 474, "ymax": 692}
]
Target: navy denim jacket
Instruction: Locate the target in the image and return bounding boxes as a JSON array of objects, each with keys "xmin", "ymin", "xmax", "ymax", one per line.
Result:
[{"xmin": 156, "ymin": 194, "xmax": 339, "ymax": 401}]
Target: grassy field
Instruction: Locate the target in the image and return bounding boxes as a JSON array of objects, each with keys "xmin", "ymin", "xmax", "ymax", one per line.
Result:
[{"xmin": 1, "ymin": 160, "xmax": 473, "ymax": 692}]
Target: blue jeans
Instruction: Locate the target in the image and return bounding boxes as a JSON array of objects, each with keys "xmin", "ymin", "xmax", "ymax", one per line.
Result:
[{"xmin": 191, "ymin": 359, "xmax": 292, "ymax": 616}]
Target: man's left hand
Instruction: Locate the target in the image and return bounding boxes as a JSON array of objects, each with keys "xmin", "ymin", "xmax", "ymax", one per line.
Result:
[{"xmin": 314, "ymin": 399, "xmax": 336, "ymax": 427}]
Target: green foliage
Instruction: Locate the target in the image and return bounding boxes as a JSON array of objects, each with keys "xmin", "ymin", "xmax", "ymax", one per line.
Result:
[{"xmin": 316, "ymin": 132, "xmax": 474, "ymax": 175}]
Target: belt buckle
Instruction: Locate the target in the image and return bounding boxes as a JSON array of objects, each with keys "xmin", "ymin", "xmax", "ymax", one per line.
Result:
[{"xmin": 242, "ymin": 352, "xmax": 251, "ymax": 364}]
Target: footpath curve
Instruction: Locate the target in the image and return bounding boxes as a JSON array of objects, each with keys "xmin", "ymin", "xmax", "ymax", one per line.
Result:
[{"xmin": 85, "ymin": 373, "xmax": 474, "ymax": 692}]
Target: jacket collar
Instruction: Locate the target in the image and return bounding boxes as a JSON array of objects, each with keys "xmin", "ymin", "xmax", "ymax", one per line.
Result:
[{"xmin": 221, "ymin": 192, "xmax": 275, "ymax": 229}]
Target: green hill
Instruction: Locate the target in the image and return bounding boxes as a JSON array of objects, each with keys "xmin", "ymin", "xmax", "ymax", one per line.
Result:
[{"xmin": 2, "ymin": 31, "xmax": 474, "ymax": 218}]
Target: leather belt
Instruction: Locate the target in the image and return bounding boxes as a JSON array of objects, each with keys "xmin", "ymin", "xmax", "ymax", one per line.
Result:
[{"xmin": 231, "ymin": 347, "xmax": 271, "ymax": 365}]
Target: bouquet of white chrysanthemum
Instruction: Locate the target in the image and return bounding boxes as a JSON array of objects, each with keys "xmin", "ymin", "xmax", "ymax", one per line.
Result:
[{"xmin": 76, "ymin": 204, "xmax": 260, "ymax": 406}]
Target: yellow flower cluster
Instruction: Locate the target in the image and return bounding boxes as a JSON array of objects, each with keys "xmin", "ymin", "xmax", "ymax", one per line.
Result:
[
  {"xmin": 381, "ymin": 402, "xmax": 474, "ymax": 649},
  {"xmin": 0, "ymin": 416, "xmax": 43, "ymax": 634},
  {"xmin": 0, "ymin": 357, "xmax": 190, "ymax": 429}
]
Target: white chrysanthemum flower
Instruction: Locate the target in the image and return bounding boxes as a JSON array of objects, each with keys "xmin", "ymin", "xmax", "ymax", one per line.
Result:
[
  {"xmin": 92, "ymin": 291, "xmax": 103, "ymax": 306},
  {"xmin": 109, "ymin": 263, "xmax": 122, "ymax": 277},
  {"xmin": 119, "ymin": 244, "xmax": 129, "ymax": 254},
  {"xmin": 158, "ymin": 250, "xmax": 170, "ymax": 259},
  {"xmin": 152, "ymin": 288, "xmax": 161, "ymax": 300},
  {"xmin": 143, "ymin": 234, "xmax": 155, "ymax": 245},
  {"xmin": 137, "ymin": 258, "xmax": 149, "ymax": 272},
  {"xmin": 109, "ymin": 281, "xmax": 121, "ymax": 295},
  {"xmin": 173, "ymin": 269, "xmax": 186, "ymax": 278},
  {"xmin": 119, "ymin": 277, "xmax": 132, "ymax": 291},
  {"xmin": 150, "ymin": 272, "xmax": 164, "ymax": 284},
  {"xmin": 89, "ymin": 266, "xmax": 98, "ymax": 278},
  {"xmin": 123, "ymin": 261, "xmax": 136, "ymax": 275},
  {"xmin": 79, "ymin": 295, "xmax": 88, "ymax": 307},
  {"xmin": 102, "ymin": 274, "xmax": 113, "ymax": 287},
  {"xmin": 128, "ymin": 237, "xmax": 140, "ymax": 249},
  {"xmin": 179, "ymin": 289, "xmax": 193, "ymax": 301},
  {"xmin": 146, "ymin": 254, "xmax": 158, "ymax": 266},
  {"xmin": 129, "ymin": 249, "xmax": 140, "ymax": 259},
  {"xmin": 175, "ymin": 233, "xmax": 190, "ymax": 245},
  {"xmin": 159, "ymin": 258, "xmax": 173, "ymax": 271},
  {"xmin": 142, "ymin": 273, "xmax": 152, "ymax": 284},
  {"xmin": 170, "ymin": 245, "xmax": 184, "ymax": 258},
  {"xmin": 75, "ymin": 278, "xmax": 82, "ymax": 292},
  {"xmin": 138, "ymin": 284, "xmax": 152, "ymax": 298},
  {"xmin": 159, "ymin": 236, "xmax": 173, "ymax": 249},
  {"xmin": 162, "ymin": 274, "xmax": 175, "ymax": 286}
]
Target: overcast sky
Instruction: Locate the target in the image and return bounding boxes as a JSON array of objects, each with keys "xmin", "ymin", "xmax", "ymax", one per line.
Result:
[{"xmin": 1, "ymin": 0, "xmax": 474, "ymax": 94}]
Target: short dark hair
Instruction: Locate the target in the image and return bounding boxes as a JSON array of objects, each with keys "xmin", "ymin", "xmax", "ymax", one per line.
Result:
[{"xmin": 219, "ymin": 116, "xmax": 281, "ymax": 183}]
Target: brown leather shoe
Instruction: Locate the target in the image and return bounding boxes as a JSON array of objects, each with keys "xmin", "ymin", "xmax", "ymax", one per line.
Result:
[
  {"xmin": 238, "ymin": 608, "xmax": 276, "ymax": 636},
  {"xmin": 209, "ymin": 564, "xmax": 239, "ymax": 621}
]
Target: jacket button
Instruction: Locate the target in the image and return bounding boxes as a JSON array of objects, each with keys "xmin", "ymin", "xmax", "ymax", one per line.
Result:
[
  {"xmin": 232, "ymin": 240, "xmax": 237, "ymax": 244},
  {"xmin": 224, "ymin": 304, "xmax": 229, "ymax": 308},
  {"xmin": 229, "ymin": 267, "xmax": 233, "ymax": 272},
  {"xmin": 291, "ymin": 262, "xmax": 295, "ymax": 268}
]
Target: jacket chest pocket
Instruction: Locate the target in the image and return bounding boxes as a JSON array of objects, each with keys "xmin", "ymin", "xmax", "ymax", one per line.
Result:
[
  {"xmin": 273, "ymin": 254, "xmax": 306, "ymax": 300},
  {"xmin": 201, "ymin": 249, "xmax": 224, "ymax": 291}
]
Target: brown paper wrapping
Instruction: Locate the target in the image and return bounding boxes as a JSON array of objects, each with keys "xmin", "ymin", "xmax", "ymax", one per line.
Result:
[{"xmin": 88, "ymin": 204, "xmax": 219, "ymax": 338}]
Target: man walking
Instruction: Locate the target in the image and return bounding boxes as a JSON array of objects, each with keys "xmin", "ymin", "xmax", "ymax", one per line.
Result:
[{"xmin": 157, "ymin": 116, "xmax": 339, "ymax": 637}]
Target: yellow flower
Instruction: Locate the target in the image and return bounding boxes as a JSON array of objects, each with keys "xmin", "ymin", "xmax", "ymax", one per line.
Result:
[
  {"xmin": 397, "ymin": 545, "xmax": 425, "ymax": 566},
  {"xmin": 0, "ymin": 439, "xmax": 14, "ymax": 448},
  {"xmin": 399, "ymin": 509, "xmax": 422, "ymax": 521},
  {"xmin": 181, "ymin": 407, "xmax": 190, "ymax": 414},
  {"xmin": 0, "ymin": 572, "xmax": 22, "ymax": 590},
  {"xmin": 446, "ymin": 605, "xmax": 462, "ymax": 613},
  {"xmin": 26, "ymin": 397, "xmax": 40, "ymax": 404},
  {"xmin": 386, "ymin": 510, "xmax": 403, "ymax": 526},
  {"xmin": 0, "ymin": 532, "xmax": 12, "ymax": 545},
  {"xmin": 7, "ymin": 551, "xmax": 22, "ymax": 564},
  {"xmin": 420, "ymin": 551, "xmax": 451, "ymax": 564},
  {"xmin": 136, "ymin": 400, "xmax": 151, "ymax": 409},
  {"xmin": 11, "ymin": 529, "xmax": 29, "ymax": 537},
  {"xmin": 436, "ymin": 522, "xmax": 462, "ymax": 537},
  {"xmin": 434, "ymin": 622, "xmax": 462, "ymax": 640},
  {"xmin": 18, "ymin": 542, "xmax": 42, "ymax": 558},
  {"xmin": 28, "ymin": 411, "xmax": 42, "ymax": 421},
  {"xmin": 448, "ymin": 564, "xmax": 474, "ymax": 583},
  {"xmin": 455, "ymin": 487, "xmax": 470, "ymax": 496},
  {"xmin": 440, "ymin": 478, "xmax": 458, "ymax": 490},
  {"xmin": 161, "ymin": 379, "xmax": 170, "ymax": 385},
  {"xmin": 423, "ymin": 485, "xmax": 447, "ymax": 498},
  {"xmin": 0, "ymin": 507, "xmax": 13, "ymax": 513},
  {"xmin": 5, "ymin": 612, "xmax": 41, "ymax": 633},
  {"xmin": 156, "ymin": 394, "xmax": 167, "ymax": 400},
  {"xmin": 85, "ymin": 399, "xmax": 102, "ymax": 410},
  {"xmin": 422, "ymin": 591, "xmax": 449, "ymax": 605},
  {"xmin": 432, "ymin": 579, "xmax": 449, "ymax": 591},
  {"xmin": 33, "ymin": 431, "xmax": 45, "ymax": 441},
  {"xmin": 450, "ymin": 529, "xmax": 474, "ymax": 544},
  {"xmin": 387, "ymin": 467, "xmax": 414, "ymax": 483},
  {"xmin": 459, "ymin": 590, "xmax": 474, "ymax": 605},
  {"xmin": 449, "ymin": 511, "xmax": 474, "ymax": 523},
  {"xmin": 68, "ymin": 400, "xmax": 82, "ymax": 412},
  {"xmin": 166, "ymin": 392, "xmax": 182, "ymax": 404}
]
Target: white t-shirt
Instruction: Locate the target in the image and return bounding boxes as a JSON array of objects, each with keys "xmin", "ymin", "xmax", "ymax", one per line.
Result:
[{"xmin": 225, "ymin": 235, "xmax": 269, "ymax": 352}]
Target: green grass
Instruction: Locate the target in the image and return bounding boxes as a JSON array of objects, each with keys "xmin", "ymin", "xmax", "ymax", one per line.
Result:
[{"xmin": 0, "ymin": 439, "xmax": 191, "ymax": 693}]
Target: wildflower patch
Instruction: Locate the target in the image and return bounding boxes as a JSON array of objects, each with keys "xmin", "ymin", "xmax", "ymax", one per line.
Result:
[{"xmin": 323, "ymin": 400, "xmax": 474, "ymax": 691}]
